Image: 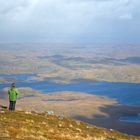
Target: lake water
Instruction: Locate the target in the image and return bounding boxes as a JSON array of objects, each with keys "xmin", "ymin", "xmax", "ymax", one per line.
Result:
[
  {"xmin": 0, "ymin": 74, "xmax": 140, "ymax": 106},
  {"xmin": 119, "ymin": 113, "xmax": 140, "ymax": 123},
  {"xmin": 0, "ymin": 74, "xmax": 35, "ymax": 81}
]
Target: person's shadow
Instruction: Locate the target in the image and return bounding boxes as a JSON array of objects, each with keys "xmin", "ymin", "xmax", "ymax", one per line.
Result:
[{"xmin": 0, "ymin": 105, "xmax": 8, "ymax": 110}]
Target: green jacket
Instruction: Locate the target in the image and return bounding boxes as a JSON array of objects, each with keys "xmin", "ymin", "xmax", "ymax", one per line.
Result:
[{"xmin": 8, "ymin": 88, "xmax": 19, "ymax": 101}]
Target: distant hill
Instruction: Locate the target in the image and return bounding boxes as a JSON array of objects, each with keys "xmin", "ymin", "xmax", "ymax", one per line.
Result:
[
  {"xmin": 0, "ymin": 110, "xmax": 140, "ymax": 140},
  {"xmin": 0, "ymin": 43, "xmax": 140, "ymax": 83}
]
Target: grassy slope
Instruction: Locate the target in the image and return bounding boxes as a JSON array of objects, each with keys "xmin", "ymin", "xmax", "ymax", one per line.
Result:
[{"xmin": 0, "ymin": 110, "xmax": 140, "ymax": 140}]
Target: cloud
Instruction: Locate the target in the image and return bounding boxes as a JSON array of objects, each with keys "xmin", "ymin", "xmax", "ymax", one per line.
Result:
[
  {"xmin": 119, "ymin": 14, "xmax": 132, "ymax": 20},
  {"xmin": 0, "ymin": 0, "xmax": 140, "ymax": 43},
  {"xmin": 0, "ymin": 0, "xmax": 30, "ymax": 15}
]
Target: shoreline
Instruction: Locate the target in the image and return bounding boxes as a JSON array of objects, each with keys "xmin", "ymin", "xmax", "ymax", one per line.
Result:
[{"xmin": 73, "ymin": 105, "xmax": 140, "ymax": 136}]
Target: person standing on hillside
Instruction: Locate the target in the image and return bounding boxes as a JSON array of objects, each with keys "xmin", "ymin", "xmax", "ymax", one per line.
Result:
[{"xmin": 8, "ymin": 83, "xmax": 19, "ymax": 111}]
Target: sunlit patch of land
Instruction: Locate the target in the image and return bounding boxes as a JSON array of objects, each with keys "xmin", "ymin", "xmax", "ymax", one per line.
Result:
[{"xmin": 1, "ymin": 87, "xmax": 117, "ymax": 117}]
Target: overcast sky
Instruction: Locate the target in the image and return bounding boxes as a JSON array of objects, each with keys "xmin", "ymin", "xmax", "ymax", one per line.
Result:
[{"xmin": 0, "ymin": 0, "xmax": 140, "ymax": 44}]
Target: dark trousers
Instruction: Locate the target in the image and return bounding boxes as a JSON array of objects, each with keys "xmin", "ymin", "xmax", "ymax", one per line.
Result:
[{"xmin": 9, "ymin": 101, "xmax": 16, "ymax": 110}]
